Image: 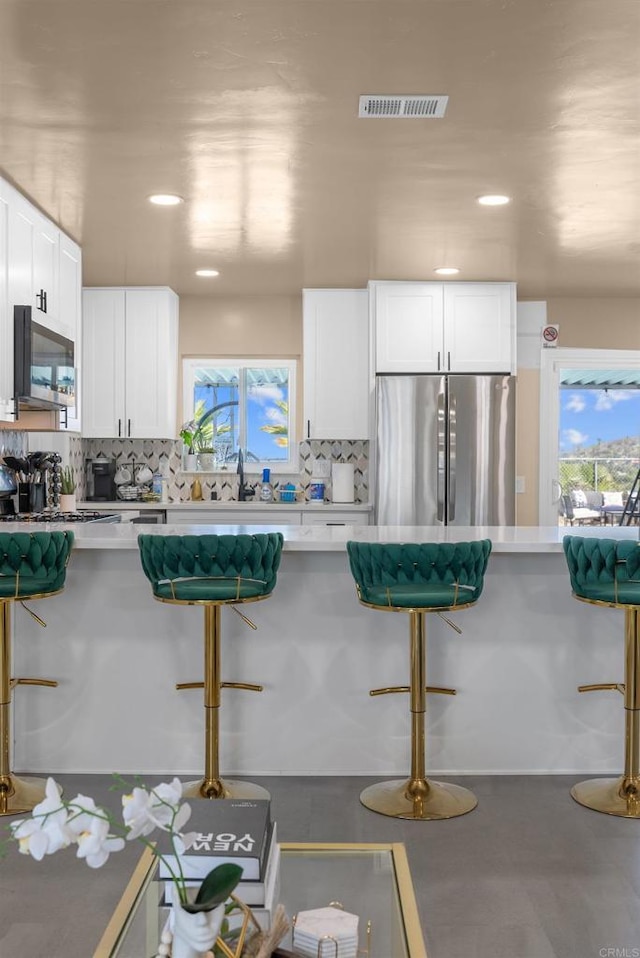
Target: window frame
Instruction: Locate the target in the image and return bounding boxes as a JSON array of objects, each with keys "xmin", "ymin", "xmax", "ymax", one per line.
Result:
[{"xmin": 182, "ymin": 357, "xmax": 298, "ymax": 474}]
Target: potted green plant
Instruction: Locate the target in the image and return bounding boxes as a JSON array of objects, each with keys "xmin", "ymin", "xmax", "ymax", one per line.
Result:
[
  {"xmin": 60, "ymin": 466, "xmax": 76, "ymax": 513},
  {"xmin": 179, "ymin": 421, "xmax": 198, "ymax": 472}
]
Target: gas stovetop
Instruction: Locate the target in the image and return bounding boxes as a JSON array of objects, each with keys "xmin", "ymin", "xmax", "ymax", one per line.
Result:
[{"xmin": 0, "ymin": 511, "xmax": 121, "ymax": 523}]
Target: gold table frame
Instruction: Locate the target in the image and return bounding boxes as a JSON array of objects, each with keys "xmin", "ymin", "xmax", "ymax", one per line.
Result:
[{"xmin": 94, "ymin": 842, "xmax": 427, "ymax": 958}]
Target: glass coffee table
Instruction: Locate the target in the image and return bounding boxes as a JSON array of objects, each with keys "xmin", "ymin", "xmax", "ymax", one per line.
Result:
[{"xmin": 94, "ymin": 842, "xmax": 427, "ymax": 958}]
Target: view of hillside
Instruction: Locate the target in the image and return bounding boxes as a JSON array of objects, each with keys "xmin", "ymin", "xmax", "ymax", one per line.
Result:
[
  {"xmin": 559, "ymin": 386, "xmax": 640, "ymax": 492},
  {"xmin": 560, "ymin": 435, "xmax": 640, "ymax": 493}
]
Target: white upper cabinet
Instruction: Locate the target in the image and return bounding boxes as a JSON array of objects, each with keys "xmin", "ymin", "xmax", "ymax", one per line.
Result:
[
  {"xmin": 32, "ymin": 213, "xmax": 59, "ymax": 329},
  {"xmin": 0, "ymin": 177, "xmax": 83, "ymax": 423},
  {"xmin": 443, "ymin": 283, "xmax": 515, "ymax": 373},
  {"xmin": 82, "ymin": 287, "xmax": 179, "ymax": 439},
  {"xmin": 372, "ymin": 281, "xmax": 516, "ymax": 374},
  {"xmin": 6, "ymin": 189, "xmax": 60, "ymax": 332},
  {"xmin": 374, "ymin": 283, "xmax": 444, "ymax": 373},
  {"xmin": 303, "ymin": 288, "xmax": 370, "ymax": 439}
]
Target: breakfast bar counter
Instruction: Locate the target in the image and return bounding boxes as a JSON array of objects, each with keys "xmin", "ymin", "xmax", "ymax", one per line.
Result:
[{"xmin": 10, "ymin": 523, "xmax": 640, "ymax": 778}]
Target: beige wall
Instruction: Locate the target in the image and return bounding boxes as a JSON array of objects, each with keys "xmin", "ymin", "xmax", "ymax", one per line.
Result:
[
  {"xmin": 179, "ymin": 295, "xmax": 302, "ymax": 358},
  {"xmin": 517, "ymin": 297, "xmax": 640, "ymax": 524},
  {"xmin": 178, "ymin": 294, "xmax": 303, "ymax": 431},
  {"xmin": 545, "ymin": 298, "xmax": 640, "ymax": 349},
  {"xmin": 515, "ymin": 368, "xmax": 540, "ymax": 525}
]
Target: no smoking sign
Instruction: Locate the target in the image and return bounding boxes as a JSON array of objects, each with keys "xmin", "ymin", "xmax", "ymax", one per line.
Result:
[{"xmin": 542, "ymin": 324, "xmax": 559, "ymax": 348}]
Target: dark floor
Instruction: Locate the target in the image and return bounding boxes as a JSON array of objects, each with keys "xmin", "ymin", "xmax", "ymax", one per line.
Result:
[{"xmin": 1, "ymin": 774, "xmax": 639, "ymax": 958}]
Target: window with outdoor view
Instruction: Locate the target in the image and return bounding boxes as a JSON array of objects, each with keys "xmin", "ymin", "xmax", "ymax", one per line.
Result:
[{"xmin": 182, "ymin": 359, "xmax": 296, "ymax": 471}]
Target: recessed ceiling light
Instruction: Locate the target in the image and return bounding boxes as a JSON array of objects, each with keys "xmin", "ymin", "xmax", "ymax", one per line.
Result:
[
  {"xmin": 434, "ymin": 267, "xmax": 460, "ymax": 275},
  {"xmin": 195, "ymin": 269, "xmax": 220, "ymax": 278},
  {"xmin": 148, "ymin": 193, "xmax": 183, "ymax": 206},
  {"xmin": 477, "ymin": 194, "xmax": 511, "ymax": 206}
]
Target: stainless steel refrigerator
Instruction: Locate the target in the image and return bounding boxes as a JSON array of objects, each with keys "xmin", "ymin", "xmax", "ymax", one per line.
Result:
[{"xmin": 375, "ymin": 375, "xmax": 516, "ymax": 525}]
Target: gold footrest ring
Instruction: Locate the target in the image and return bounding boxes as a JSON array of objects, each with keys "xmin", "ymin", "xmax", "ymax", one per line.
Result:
[
  {"xmin": 359, "ymin": 778, "xmax": 477, "ymax": 820},
  {"xmin": 182, "ymin": 778, "xmax": 271, "ymax": 801},
  {"xmin": 0, "ymin": 774, "xmax": 57, "ymax": 816},
  {"xmin": 571, "ymin": 777, "xmax": 640, "ymax": 818}
]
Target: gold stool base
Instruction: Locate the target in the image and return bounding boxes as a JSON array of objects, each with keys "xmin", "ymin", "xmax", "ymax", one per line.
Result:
[
  {"xmin": 571, "ymin": 777, "xmax": 640, "ymax": 818},
  {"xmin": 360, "ymin": 778, "xmax": 477, "ymax": 820},
  {"xmin": 0, "ymin": 774, "xmax": 51, "ymax": 816},
  {"xmin": 182, "ymin": 778, "xmax": 271, "ymax": 801}
]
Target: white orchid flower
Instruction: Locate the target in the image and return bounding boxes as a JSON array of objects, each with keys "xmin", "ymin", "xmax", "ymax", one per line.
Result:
[
  {"xmin": 11, "ymin": 816, "xmax": 70, "ymax": 860},
  {"xmin": 65, "ymin": 793, "xmax": 105, "ymax": 837},
  {"xmin": 173, "ymin": 831, "xmax": 197, "ymax": 855},
  {"xmin": 122, "ymin": 779, "xmax": 190, "ymax": 840},
  {"xmin": 10, "ymin": 778, "xmax": 73, "ymax": 859},
  {"xmin": 75, "ymin": 816, "xmax": 125, "ymax": 869}
]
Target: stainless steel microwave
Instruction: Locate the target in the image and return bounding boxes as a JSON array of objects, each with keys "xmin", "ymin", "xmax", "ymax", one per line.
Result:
[{"xmin": 14, "ymin": 305, "xmax": 75, "ymax": 409}]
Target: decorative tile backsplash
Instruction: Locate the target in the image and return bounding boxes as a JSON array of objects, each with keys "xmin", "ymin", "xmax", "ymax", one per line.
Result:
[
  {"xmin": 4, "ymin": 433, "xmax": 369, "ymax": 503},
  {"xmin": 83, "ymin": 438, "xmax": 369, "ymax": 503},
  {"xmin": 0, "ymin": 430, "xmax": 28, "ymax": 458}
]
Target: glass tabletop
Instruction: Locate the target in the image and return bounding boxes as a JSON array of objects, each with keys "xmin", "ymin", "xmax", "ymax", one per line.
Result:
[{"xmin": 94, "ymin": 842, "xmax": 427, "ymax": 958}]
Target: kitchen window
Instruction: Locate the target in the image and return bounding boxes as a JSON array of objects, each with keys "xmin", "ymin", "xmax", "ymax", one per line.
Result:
[{"xmin": 182, "ymin": 358, "xmax": 297, "ymax": 472}]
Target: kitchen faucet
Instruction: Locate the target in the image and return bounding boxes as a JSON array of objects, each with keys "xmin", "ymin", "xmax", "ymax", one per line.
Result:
[{"xmin": 236, "ymin": 448, "xmax": 255, "ymax": 502}]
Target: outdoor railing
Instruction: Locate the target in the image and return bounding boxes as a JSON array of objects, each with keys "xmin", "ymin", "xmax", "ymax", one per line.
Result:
[{"xmin": 559, "ymin": 457, "xmax": 640, "ymax": 494}]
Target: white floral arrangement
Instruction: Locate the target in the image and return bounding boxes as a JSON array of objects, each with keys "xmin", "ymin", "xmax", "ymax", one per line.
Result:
[{"xmin": 5, "ymin": 774, "xmax": 242, "ymax": 913}]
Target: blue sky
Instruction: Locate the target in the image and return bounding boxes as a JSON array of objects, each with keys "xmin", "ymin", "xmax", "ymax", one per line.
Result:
[{"xmin": 560, "ymin": 388, "xmax": 640, "ymax": 451}]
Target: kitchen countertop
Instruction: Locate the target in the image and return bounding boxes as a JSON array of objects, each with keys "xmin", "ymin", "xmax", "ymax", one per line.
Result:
[{"xmin": 4, "ymin": 522, "xmax": 638, "ymax": 551}]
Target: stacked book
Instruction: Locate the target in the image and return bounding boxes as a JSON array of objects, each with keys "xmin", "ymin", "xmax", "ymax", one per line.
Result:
[{"xmin": 159, "ymin": 799, "xmax": 280, "ymax": 931}]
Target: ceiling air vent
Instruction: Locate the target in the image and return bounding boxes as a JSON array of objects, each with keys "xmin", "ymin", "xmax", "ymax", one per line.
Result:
[{"xmin": 358, "ymin": 95, "xmax": 448, "ymax": 119}]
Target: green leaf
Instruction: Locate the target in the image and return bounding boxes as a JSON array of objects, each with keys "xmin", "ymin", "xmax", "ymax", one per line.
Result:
[{"xmin": 183, "ymin": 863, "xmax": 243, "ymax": 914}]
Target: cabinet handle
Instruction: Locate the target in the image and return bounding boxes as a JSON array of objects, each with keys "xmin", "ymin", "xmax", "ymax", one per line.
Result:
[
  {"xmin": 36, "ymin": 289, "xmax": 47, "ymax": 313},
  {"xmin": 127, "ymin": 419, "xmax": 131, "ymax": 437},
  {"xmin": 307, "ymin": 419, "xmax": 311, "ymax": 439},
  {"xmin": 437, "ymin": 351, "xmax": 441, "ymax": 371},
  {"xmin": 118, "ymin": 418, "xmax": 122, "ymax": 438},
  {"xmin": 60, "ymin": 407, "xmax": 68, "ymax": 429},
  {"xmin": 447, "ymin": 351, "xmax": 451, "ymax": 371}
]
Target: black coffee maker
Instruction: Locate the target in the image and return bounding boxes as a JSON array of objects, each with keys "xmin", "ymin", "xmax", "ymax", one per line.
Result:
[{"xmin": 86, "ymin": 458, "xmax": 117, "ymax": 501}]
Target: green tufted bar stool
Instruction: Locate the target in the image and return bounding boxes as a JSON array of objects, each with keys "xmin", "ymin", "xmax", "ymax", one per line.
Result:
[
  {"xmin": 0, "ymin": 531, "xmax": 74, "ymax": 815},
  {"xmin": 347, "ymin": 539, "xmax": 492, "ymax": 821},
  {"xmin": 564, "ymin": 535, "xmax": 640, "ymax": 817},
  {"xmin": 138, "ymin": 532, "xmax": 284, "ymax": 801}
]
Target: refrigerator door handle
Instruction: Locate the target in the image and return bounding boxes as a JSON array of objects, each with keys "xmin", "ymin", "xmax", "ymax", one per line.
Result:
[
  {"xmin": 448, "ymin": 393, "xmax": 457, "ymax": 521},
  {"xmin": 437, "ymin": 388, "xmax": 446, "ymax": 522}
]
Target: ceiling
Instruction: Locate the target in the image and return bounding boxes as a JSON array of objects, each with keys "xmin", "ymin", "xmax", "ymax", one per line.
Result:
[{"xmin": 1, "ymin": 0, "xmax": 639, "ymax": 299}]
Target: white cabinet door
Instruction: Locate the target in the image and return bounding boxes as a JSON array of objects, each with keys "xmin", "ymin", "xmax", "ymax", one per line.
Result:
[
  {"xmin": 32, "ymin": 213, "xmax": 59, "ymax": 330},
  {"xmin": 0, "ymin": 192, "xmax": 10, "ymax": 421},
  {"xmin": 83, "ymin": 287, "xmax": 178, "ymax": 440},
  {"xmin": 2, "ymin": 189, "xmax": 36, "ymax": 421},
  {"xmin": 124, "ymin": 289, "xmax": 178, "ymax": 439},
  {"xmin": 7, "ymin": 191, "xmax": 35, "ymax": 310},
  {"xmin": 444, "ymin": 283, "xmax": 515, "ymax": 373},
  {"xmin": 303, "ymin": 289, "xmax": 370, "ymax": 439},
  {"xmin": 301, "ymin": 511, "xmax": 369, "ymax": 525},
  {"xmin": 82, "ymin": 289, "xmax": 126, "ymax": 438},
  {"xmin": 165, "ymin": 509, "xmax": 302, "ymax": 525},
  {"xmin": 373, "ymin": 282, "xmax": 444, "ymax": 373},
  {"xmin": 58, "ymin": 234, "xmax": 82, "ymax": 431}
]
